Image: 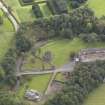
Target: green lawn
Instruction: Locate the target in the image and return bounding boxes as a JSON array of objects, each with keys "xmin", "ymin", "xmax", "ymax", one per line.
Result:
[
  {"xmin": 18, "ymin": 74, "xmax": 52, "ymax": 97},
  {"xmin": 87, "ymin": 0, "xmax": 105, "ymax": 17},
  {"xmin": 0, "ymin": 32, "xmax": 14, "ymax": 61},
  {"xmin": 41, "ymin": 38, "xmax": 105, "ymax": 67},
  {"xmin": 4, "ymin": 0, "xmax": 36, "ymax": 22},
  {"xmin": 0, "ymin": 10, "xmax": 14, "ymax": 61},
  {"xmin": 83, "ymin": 84, "xmax": 105, "ymax": 105},
  {"xmin": 0, "ymin": 10, "xmax": 13, "ymax": 32}
]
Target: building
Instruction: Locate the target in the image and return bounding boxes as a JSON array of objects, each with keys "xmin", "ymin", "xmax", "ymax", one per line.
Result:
[{"xmin": 78, "ymin": 48, "xmax": 105, "ymax": 62}]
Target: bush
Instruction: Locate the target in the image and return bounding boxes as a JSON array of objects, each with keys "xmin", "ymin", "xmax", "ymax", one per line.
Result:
[
  {"xmin": 19, "ymin": 0, "xmax": 34, "ymax": 6},
  {"xmin": 32, "ymin": 3, "xmax": 43, "ymax": 18},
  {"xmin": 47, "ymin": 0, "xmax": 68, "ymax": 14},
  {"xmin": 22, "ymin": 0, "xmax": 33, "ymax": 3},
  {"xmin": 71, "ymin": 0, "xmax": 87, "ymax": 8},
  {"xmin": 16, "ymin": 34, "xmax": 32, "ymax": 53},
  {"xmin": 79, "ymin": 33, "xmax": 98, "ymax": 43}
]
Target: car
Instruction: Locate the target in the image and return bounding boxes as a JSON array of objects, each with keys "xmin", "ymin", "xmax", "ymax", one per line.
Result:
[{"xmin": 25, "ymin": 89, "xmax": 41, "ymax": 101}]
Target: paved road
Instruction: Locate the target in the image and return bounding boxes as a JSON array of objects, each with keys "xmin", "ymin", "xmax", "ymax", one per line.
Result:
[
  {"xmin": 0, "ymin": 1, "xmax": 19, "ymax": 31},
  {"xmin": 16, "ymin": 62, "xmax": 75, "ymax": 76}
]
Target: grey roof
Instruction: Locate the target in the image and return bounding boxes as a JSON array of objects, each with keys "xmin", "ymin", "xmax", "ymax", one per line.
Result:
[{"xmin": 80, "ymin": 48, "xmax": 105, "ymax": 54}]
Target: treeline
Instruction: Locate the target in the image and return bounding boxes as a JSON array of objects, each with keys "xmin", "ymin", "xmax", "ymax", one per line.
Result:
[
  {"xmin": 33, "ymin": 7, "xmax": 105, "ymax": 43},
  {"xmin": 45, "ymin": 61, "xmax": 105, "ymax": 105},
  {"xmin": 0, "ymin": 48, "xmax": 17, "ymax": 86},
  {"xmin": 71, "ymin": 0, "xmax": 87, "ymax": 8}
]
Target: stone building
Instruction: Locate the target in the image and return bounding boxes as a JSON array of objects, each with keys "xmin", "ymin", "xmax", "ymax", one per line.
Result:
[{"xmin": 78, "ymin": 48, "xmax": 105, "ymax": 62}]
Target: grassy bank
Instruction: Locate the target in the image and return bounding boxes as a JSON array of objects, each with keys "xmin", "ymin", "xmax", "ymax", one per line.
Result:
[
  {"xmin": 83, "ymin": 84, "xmax": 105, "ymax": 105},
  {"xmin": 87, "ymin": 0, "xmax": 105, "ymax": 17}
]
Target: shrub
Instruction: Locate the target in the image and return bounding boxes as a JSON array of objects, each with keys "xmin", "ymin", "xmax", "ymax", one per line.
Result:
[
  {"xmin": 19, "ymin": 0, "xmax": 34, "ymax": 6},
  {"xmin": 71, "ymin": 0, "xmax": 87, "ymax": 8},
  {"xmin": 32, "ymin": 3, "xmax": 43, "ymax": 18},
  {"xmin": 47, "ymin": 0, "xmax": 68, "ymax": 14},
  {"xmin": 22, "ymin": 0, "xmax": 33, "ymax": 3}
]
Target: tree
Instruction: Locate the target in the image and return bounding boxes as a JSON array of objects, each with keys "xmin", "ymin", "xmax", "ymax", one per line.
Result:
[
  {"xmin": 32, "ymin": 3, "xmax": 43, "ymax": 18},
  {"xmin": 79, "ymin": 33, "xmax": 98, "ymax": 43},
  {"xmin": 1, "ymin": 57, "xmax": 16, "ymax": 74},
  {"xmin": 16, "ymin": 34, "xmax": 32, "ymax": 53},
  {"xmin": 42, "ymin": 51, "xmax": 53, "ymax": 70},
  {"xmin": 43, "ymin": 51, "xmax": 53, "ymax": 64},
  {"xmin": 71, "ymin": 0, "xmax": 87, "ymax": 8},
  {"xmin": 70, "ymin": 52, "xmax": 76, "ymax": 61}
]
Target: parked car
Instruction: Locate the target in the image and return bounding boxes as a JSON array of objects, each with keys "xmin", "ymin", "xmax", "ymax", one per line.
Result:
[{"xmin": 25, "ymin": 89, "xmax": 41, "ymax": 101}]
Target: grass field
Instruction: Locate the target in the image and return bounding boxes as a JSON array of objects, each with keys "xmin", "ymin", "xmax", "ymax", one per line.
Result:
[
  {"xmin": 41, "ymin": 38, "xmax": 105, "ymax": 67},
  {"xmin": 87, "ymin": 0, "xmax": 105, "ymax": 17},
  {"xmin": 4, "ymin": 0, "xmax": 36, "ymax": 22},
  {"xmin": 83, "ymin": 84, "xmax": 105, "ymax": 105},
  {"xmin": 0, "ymin": 32, "xmax": 14, "ymax": 61},
  {"xmin": 18, "ymin": 74, "xmax": 52, "ymax": 97},
  {"xmin": 4, "ymin": 0, "xmax": 52, "ymax": 23},
  {"xmin": 0, "ymin": 10, "xmax": 14, "ymax": 61}
]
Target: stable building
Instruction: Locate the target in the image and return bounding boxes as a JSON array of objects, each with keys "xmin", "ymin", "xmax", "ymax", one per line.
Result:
[{"xmin": 78, "ymin": 48, "xmax": 105, "ymax": 62}]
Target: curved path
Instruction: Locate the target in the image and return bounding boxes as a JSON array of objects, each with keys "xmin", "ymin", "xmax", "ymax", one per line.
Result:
[{"xmin": 0, "ymin": 1, "xmax": 19, "ymax": 31}]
